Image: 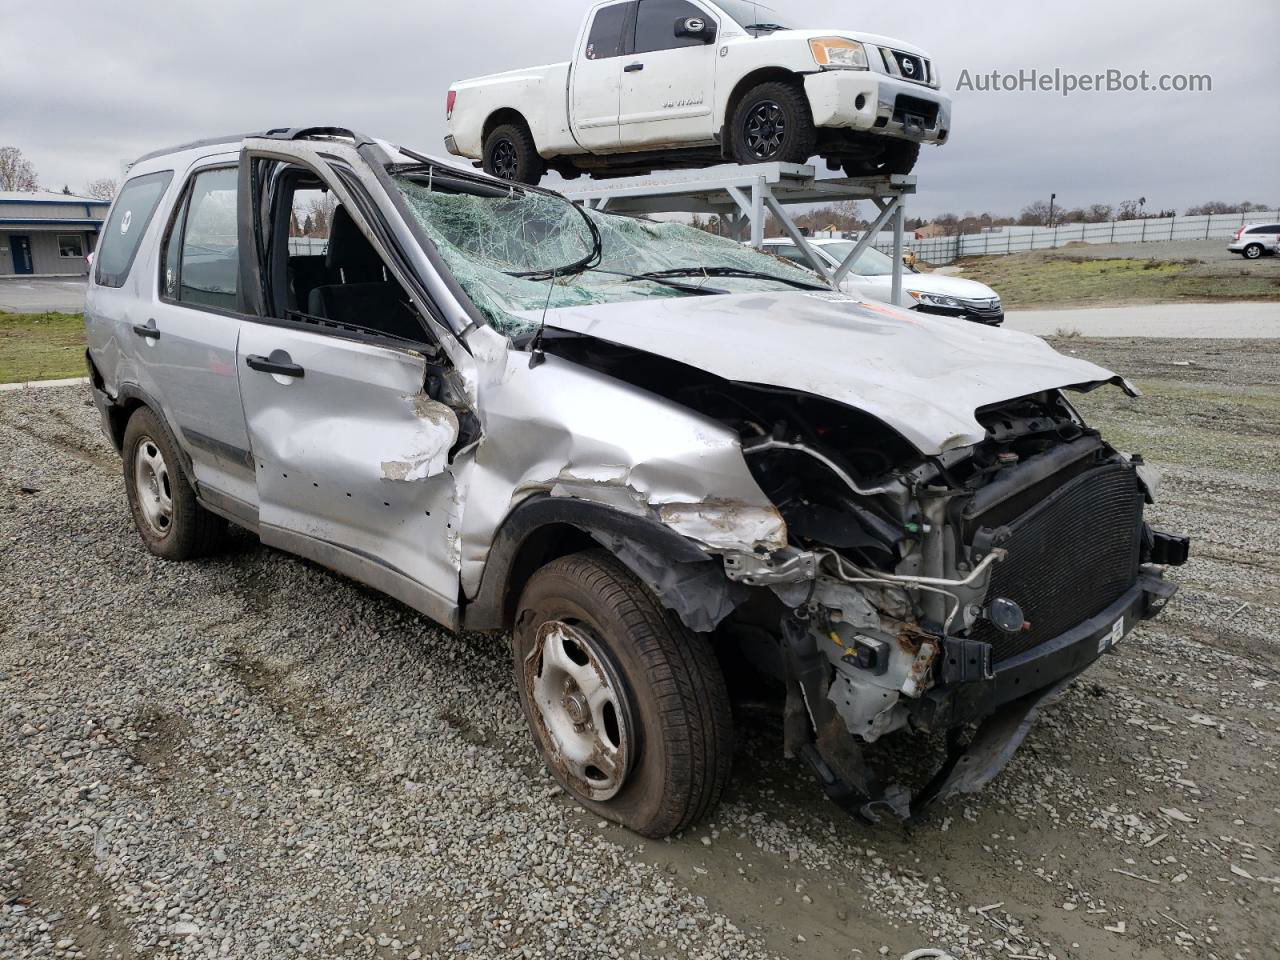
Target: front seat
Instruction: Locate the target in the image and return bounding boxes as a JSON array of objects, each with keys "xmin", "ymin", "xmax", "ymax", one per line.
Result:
[{"xmin": 307, "ymin": 207, "xmax": 421, "ymax": 340}]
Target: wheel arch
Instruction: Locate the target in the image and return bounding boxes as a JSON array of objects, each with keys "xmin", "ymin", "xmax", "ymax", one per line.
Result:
[
  {"xmin": 462, "ymin": 494, "xmax": 744, "ymax": 635},
  {"xmin": 718, "ymin": 67, "xmax": 809, "ymax": 153},
  {"xmin": 483, "ymin": 108, "xmax": 537, "ymax": 150}
]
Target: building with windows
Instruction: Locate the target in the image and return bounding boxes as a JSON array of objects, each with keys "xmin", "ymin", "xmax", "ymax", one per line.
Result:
[{"xmin": 0, "ymin": 191, "xmax": 111, "ymax": 277}]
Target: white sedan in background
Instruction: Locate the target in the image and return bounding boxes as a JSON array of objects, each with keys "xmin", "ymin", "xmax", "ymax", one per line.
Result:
[{"xmin": 761, "ymin": 237, "xmax": 1004, "ymax": 325}]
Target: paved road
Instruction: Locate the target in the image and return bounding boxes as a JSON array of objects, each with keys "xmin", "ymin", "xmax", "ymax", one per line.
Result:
[
  {"xmin": 1006, "ymin": 301, "xmax": 1280, "ymax": 338},
  {"xmin": 0, "ymin": 278, "xmax": 88, "ymax": 313}
]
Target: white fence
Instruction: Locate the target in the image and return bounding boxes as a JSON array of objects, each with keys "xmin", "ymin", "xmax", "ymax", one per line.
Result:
[
  {"xmin": 288, "ymin": 237, "xmax": 328, "ymax": 256},
  {"xmin": 879, "ymin": 210, "xmax": 1280, "ymax": 265}
]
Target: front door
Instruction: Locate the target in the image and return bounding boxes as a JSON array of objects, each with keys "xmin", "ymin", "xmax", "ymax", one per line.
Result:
[
  {"xmin": 10, "ymin": 235, "xmax": 33, "ymax": 274},
  {"xmin": 237, "ymin": 322, "xmax": 464, "ymax": 628},
  {"xmin": 617, "ymin": 0, "xmax": 718, "ymax": 147},
  {"xmin": 570, "ymin": 1, "xmax": 632, "ymax": 151}
]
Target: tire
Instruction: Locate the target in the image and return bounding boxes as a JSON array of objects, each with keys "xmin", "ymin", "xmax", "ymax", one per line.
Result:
[
  {"xmin": 512, "ymin": 549, "xmax": 733, "ymax": 837},
  {"xmin": 483, "ymin": 122, "xmax": 546, "ymax": 185},
  {"xmin": 122, "ymin": 407, "xmax": 226, "ymax": 561},
  {"xmin": 1243, "ymin": 243, "xmax": 1264, "ymax": 260},
  {"xmin": 843, "ymin": 140, "xmax": 921, "ymax": 178},
  {"xmin": 729, "ymin": 81, "xmax": 817, "ymax": 166}
]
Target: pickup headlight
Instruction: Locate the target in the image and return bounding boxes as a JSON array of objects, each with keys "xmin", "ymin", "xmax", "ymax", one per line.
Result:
[
  {"xmin": 908, "ymin": 291, "xmax": 961, "ymax": 309},
  {"xmin": 809, "ymin": 37, "xmax": 868, "ymax": 70}
]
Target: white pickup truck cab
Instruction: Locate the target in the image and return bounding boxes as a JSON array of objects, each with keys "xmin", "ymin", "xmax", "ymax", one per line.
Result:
[{"xmin": 446, "ymin": 0, "xmax": 951, "ymax": 184}]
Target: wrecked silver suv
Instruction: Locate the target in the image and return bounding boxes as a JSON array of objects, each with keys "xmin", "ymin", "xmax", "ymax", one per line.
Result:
[{"xmin": 85, "ymin": 128, "xmax": 1189, "ymax": 836}]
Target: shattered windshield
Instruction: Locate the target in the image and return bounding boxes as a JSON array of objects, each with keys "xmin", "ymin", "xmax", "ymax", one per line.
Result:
[{"xmin": 394, "ymin": 171, "xmax": 821, "ymax": 336}]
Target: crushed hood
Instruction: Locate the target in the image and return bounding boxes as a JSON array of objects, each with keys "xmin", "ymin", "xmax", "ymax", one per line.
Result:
[{"xmin": 524, "ymin": 291, "xmax": 1131, "ymax": 455}]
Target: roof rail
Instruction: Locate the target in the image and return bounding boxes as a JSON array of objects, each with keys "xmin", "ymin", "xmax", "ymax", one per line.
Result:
[{"xmin": 130, "ymin": 126, "xmax": 374, "ymax": 169}]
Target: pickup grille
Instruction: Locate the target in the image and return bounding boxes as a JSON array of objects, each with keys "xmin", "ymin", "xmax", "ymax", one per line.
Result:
[
  {"xmin": 882, "ymin": 48, "xmax": 934, "ymax": 86},
  {"xmin": 969, "ymin": 462, "xmax": 1143, "ymax": 662}
]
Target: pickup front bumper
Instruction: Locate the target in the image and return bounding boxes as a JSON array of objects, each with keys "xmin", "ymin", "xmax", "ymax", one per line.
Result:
[{"xmin": 804, "ymin": 71, "xmax": 952, "ymax": 144}]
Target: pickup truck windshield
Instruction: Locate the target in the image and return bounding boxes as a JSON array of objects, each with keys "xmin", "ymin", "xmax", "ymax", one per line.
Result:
[
  {"xmin": 714, "ymin": 1, "xmax": 797, "ymax": 31},
  {"xmin": 394, "ymin": 173, "xmax": 820, "ymax": 336}
]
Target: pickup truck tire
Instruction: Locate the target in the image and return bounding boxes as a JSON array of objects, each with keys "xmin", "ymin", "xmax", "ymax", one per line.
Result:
[
  {"xmin": 483, "ymin": 122, "xmax": 546, "ymax": 185},
  {"xmin": 843, "ymin": 140, "xmax": 921, "ymax": 177},
  {"xmin": 512, "ymin": 549, "xmax": 733, "ymax": 837},
  {"xmin": 729, "ymin": 81, "xmax": 817, "ymax": 166},
  {"xmin": 122, "ymin": 406, "xmax": 227, "ymax": 561}
]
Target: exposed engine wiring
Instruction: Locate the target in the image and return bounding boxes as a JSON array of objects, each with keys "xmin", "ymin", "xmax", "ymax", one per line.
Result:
[{"xmin": 744, "ymin": 438, "xmax": 896, "ymax": 497}]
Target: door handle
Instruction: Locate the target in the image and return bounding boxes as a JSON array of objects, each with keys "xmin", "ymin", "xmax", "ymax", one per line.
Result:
[
  {"xmin": 624, "ymin": 62, "xmax": 644, "ymax": 72},
  {"xmin": 132, "ymin": 320, "xmax": 160, "ymax": 340},
  {"xmin": 246, "ymin": 354, "xmax": 305, "ymax": 378}
]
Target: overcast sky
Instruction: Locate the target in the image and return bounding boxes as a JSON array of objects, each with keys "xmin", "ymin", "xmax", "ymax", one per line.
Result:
[{"xmin": 2, "ymin": 0, "xmax": 1275, "ymax": 218}]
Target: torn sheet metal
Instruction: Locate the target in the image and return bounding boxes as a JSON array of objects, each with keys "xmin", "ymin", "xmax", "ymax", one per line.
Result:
[
  {"xmin": 658, "ymin": 500, "xmax": 787, "ymax": 554},
  {"xmin": 380, "ymin": 394, "xmax": 461, "ymax": 482}
]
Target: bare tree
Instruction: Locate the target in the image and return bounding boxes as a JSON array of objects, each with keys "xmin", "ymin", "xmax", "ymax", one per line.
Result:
[
  {"xmin": 1017, "ymin": 201, "xmax": 1050, "ymax": 226},
  {"xmin": 84, "ymin": 177, "xmax": 119, "ymax": 201},
  {"xmin": 306, "ymin": 192, "xmax": 339, "ymax": 237},
  {"xmin": 0, "ymin": 146, "xmax": 40, "ymax": 191}
]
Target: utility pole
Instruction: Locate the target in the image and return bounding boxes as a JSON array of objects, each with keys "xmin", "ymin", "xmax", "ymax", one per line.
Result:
[{"xmin": 1048, "ymin": 192, "xmax": 1056, "ymax": 229}]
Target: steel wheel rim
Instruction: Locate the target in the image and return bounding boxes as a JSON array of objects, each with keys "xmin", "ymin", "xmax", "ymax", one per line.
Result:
[
  {"xmin": 744, "ymin": 101, "xmax": 786, "ymax": 160},
  {"xmin": 524, "ymin": 620, "xmax": 632, "ymax": 800},
  {"xmin": 492, "ymin": 140, "xmax": 519, "ymax": 180},
  {"xmin": 133, "ymin": 436, "xmax": 173, "ymax": 536}
]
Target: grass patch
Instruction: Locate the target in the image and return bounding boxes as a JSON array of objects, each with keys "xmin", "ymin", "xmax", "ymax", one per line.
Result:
[
  {"xmin": 0, "ymin": 311, "xmax": 87, "ymax": 383},
  {"xmin": 951, "ymin": 253, "xmax": 1280, "ymax": 308}
]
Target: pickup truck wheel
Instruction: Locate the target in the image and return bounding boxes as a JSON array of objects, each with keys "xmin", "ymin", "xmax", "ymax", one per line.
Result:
[
  {"xmin": 512, "ymin": 549, "xmax": 733, "ymax": 838},
  {"xmin": 730, "ymin": 82, "xmax": 817, "ymax": 166},
  {"xmin": 843, "ymin": 140, "xmax": 920, "ymax": 177},
  {"xmin": 1242, "ymin": 243, "xmax": 1264, "ymax": 260},
  {"xmin": 122, "ymin": 407, "xmax": 226, "ymax": 561},
  {"xmin": 483, "ymin": 123, "xmax": 546, "ymax": 185}
]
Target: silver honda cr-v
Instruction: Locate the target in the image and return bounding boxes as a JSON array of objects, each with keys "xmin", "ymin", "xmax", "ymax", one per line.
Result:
[{"xmin": 84, "ymin": 127, "xmax": 1188, "ymax": 836}]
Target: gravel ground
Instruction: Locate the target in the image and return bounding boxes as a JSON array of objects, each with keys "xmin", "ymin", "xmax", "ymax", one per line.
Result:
[{"xmin": 2, "ymin": 340, "xmax": 1278, "ymax": 959}]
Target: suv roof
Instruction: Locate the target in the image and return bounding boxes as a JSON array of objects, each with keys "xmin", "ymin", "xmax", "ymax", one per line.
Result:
[{"xmin": 130, "ymin": 126, "xmax": 376, "ymax": 167}]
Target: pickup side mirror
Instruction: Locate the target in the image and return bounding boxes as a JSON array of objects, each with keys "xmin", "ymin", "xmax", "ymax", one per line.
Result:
[{"xmin": 674, "ymin": 16, "xmax": 717, "ymax": 43}]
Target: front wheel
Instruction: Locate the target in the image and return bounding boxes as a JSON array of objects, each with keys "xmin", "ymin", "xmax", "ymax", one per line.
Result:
[
  {"xmin": 729, "ymin": 82, "xmax": 817, "ymax": 166},
  {"xmin": 1242, "ymin": 243, "xmax": 1264, "ymax": 260},
  {"xmin": 512, "ymin": 550, "xmax": 733, "ymax": 837},
  {"xmin": 482, "ymin": 123, "xmax": 546, "ymax": 185}
]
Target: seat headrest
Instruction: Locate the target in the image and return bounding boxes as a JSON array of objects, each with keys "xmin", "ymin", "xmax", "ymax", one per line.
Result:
[{"xmin": 326, "ymin": 206, "xmax": 384, "ymax": 277}]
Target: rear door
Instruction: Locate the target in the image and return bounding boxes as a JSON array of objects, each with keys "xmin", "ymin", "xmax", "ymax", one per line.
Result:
[
  {"xmin": 570, "ymin": 1, "xmax": 632, "ymax": 151},
  {"xmin": 617, "ymin": 0, "xmax": 719, "ymax": 147},
  {"xmin": 146, "ymin": 163, "xmax": 259, "ymax": 509}
]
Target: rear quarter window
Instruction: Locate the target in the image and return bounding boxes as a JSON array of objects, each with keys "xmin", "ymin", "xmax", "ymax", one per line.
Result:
[{"xmin": 95, "ymin": 171, "xmax": 174, "ymax": 288}]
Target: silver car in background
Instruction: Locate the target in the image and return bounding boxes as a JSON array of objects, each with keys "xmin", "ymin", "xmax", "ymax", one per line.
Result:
[
  {"xmin": 84, "ymin": 127, "xmax": 1187, "ymax": 836},
  {"xmin": 1227, "ymin": 221, "xmax": 1280, "ymax": 259}
]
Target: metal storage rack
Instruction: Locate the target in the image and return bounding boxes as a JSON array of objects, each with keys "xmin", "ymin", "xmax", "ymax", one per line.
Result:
[{"xmin": 558, "ymin": 161, "xmax": 916, "ymax": 303}]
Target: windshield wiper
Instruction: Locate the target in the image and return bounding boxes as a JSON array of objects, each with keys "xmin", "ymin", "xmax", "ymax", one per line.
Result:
[
  {"xmin": 635, "ymin": 266, "xmax": 825, "ymax": 291},
  {"xmin": 745, "ymin": 23, "xmax": 789, "ymax": 32},
  {"xmin": 592, "ymin": 269, "xmax": 728, "ymax": 296}
]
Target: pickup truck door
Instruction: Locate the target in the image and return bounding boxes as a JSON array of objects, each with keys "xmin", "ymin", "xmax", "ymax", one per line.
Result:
[
  {"xmin": 569, "ymin": 1, "xmax": 633, "ymax": 151},
  {"xmin": 617, "ymin": 0, "xmax": 719, "ymax": 147}
]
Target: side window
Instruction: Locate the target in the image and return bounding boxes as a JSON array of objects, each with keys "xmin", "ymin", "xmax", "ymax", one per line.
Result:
[
  {"xmin": 585, "ymin": 2, "xmax": 631, "ymax": 60},
  {"xmin": 95, "ymin": 171, "xmax": 173, "ymax": 288},
  {"xmin": 162, "ymin": 168, "xmax": 239, "ymax": 311},
  {"xmin": 634, "ymin": 0, "xmax": 710, "ymax": 54}
]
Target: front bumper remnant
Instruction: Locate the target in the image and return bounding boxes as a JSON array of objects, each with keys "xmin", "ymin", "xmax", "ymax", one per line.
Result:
[{"xmin": 784, "ymin": 569, "xmax": 1179, "ymax": 823}]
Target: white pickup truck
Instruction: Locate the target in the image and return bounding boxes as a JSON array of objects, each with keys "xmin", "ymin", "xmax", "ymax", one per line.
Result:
[{"xmin": 445, "ymin": 0, "xmax": 952, "ymax": 184}]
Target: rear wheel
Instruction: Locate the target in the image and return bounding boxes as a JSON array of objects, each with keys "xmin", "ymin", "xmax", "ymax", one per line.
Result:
[
  {"xmin": 123, "ymin": 407, "xmax": 226, "ymax": 560},
  {"xmin": 1242, "ymin": 243, "xmax": 1264, "ymax": 260},
  {"xmin": 483, "ymin": 122, "xmax": 546, "ymax": 185},
  {"xmin": 842, "ymin": 140, "xmax": 921, "ymax": 178},
  {"xmin": 512, "ymin": 550, "xmax": 733, "ymax": 837},
  {"xmin": 730, "ymin": 82, "xmax": 817, "ymax": 166}
]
